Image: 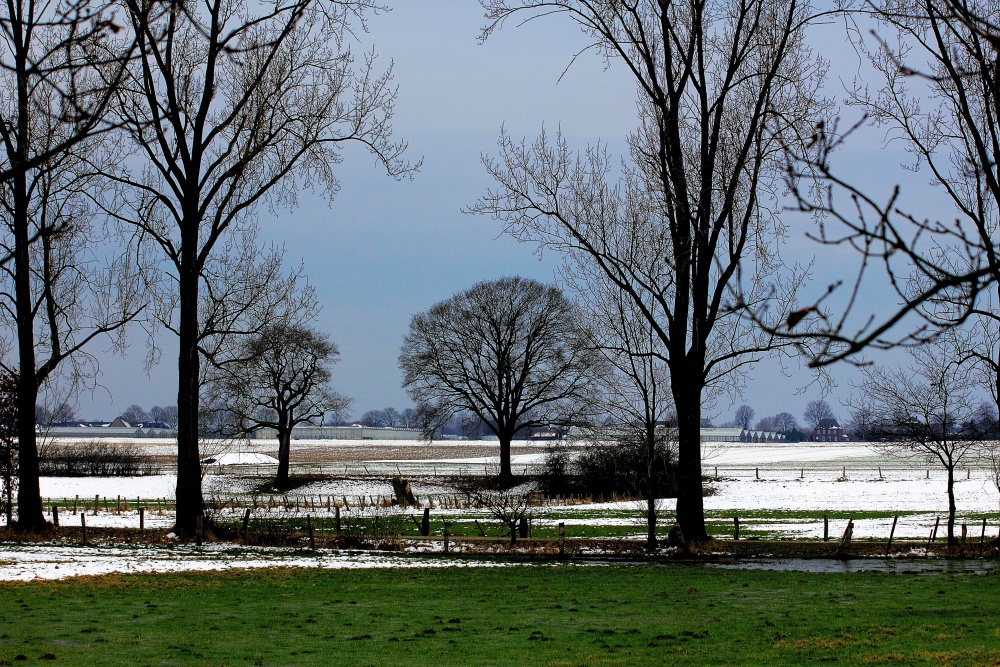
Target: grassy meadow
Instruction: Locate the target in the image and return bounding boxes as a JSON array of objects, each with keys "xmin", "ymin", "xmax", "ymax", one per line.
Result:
[{"xmin": 2, "ymin": 564, "xmax": 1000, "ymax": 665}]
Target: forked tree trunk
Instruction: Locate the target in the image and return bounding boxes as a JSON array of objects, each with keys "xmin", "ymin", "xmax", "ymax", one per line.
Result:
[{"xmin": 174, "ymin": 242, "xmax": 203, "ymax": 537}]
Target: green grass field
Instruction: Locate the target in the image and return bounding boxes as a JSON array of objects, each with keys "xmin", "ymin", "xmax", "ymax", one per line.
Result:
[{"xmin": 3, "ymin": 564, "xmax": 1000, "ymax": 666}]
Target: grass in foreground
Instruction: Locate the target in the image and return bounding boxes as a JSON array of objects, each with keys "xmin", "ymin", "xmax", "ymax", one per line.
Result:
[{"xmin": 4, "ymin": 564, "xmax": 1000, "ymax": 666}]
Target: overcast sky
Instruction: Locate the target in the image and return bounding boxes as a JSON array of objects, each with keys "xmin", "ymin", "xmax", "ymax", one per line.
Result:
[{"xmin": 78, "ymin": 2, "xmax": 962, "ymax": 427}]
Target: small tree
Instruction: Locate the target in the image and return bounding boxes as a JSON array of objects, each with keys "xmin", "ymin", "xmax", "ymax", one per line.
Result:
[
  {"xmin": 803, "ymin": 400, "xmax": 836, "ymax": 430},
  {"xmin": 734, "ymin": 405, "xmax": 755, "ymax": 430},
  {"xmin": 849, "ymin": 339, "xmax": 984, "ymax": 546},
  {"xmin": 149, "ymin": 405, "xmax": 178, "ymax": 428},
  {"xmin": 208, "ymin": 323, "xmax": 349, "ymax": 489},
  {"xmin": 360, "ymin": 410, "xmax": 390, "ymax": 428},
  {"xmin": 120, "ymin": 405, "xmax": 148, "ymax": 425},
  {"xmin": 399, "ymin": 277, "xmax": 601, "ymax": 480}
]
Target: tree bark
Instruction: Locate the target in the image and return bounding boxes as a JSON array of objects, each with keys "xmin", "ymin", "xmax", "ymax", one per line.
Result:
[
  {"xmin": 174, "ymin": 236, "xmax": 203, "ymax": 537},
  {"xmin": 498, "ymin": 435, "xmax": 512, "ymax": 481},
  {"xmin": 12, "ymin": 37, "xmax": 45, "ymax": 531},
  {"xmin": 276, "ymin": 427, "xmax": 291, "ymax": 489},
  {"xmin": 947, "ymin": 465, "xmax": 957, "ymax": 546},
  {"xmin": 674, "ymin": 389, "xmax": 706, "ymax": 543},
  {"xmin": 646, "ymin": 422, "xmax": 657, "ymax": 549}
]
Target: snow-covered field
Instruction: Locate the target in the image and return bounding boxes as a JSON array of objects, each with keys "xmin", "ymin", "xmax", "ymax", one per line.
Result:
[{"xmin": 6, "ymin": 440, "xmax": 998, "ymax": 580}]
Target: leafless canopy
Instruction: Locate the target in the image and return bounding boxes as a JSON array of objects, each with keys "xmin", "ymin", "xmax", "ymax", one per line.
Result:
[
  {"xmin": 848, "ymin": 337, "xmax": 985, "ymax": 544},
  {"xmin": 206, "ymin": 321, "xmax": 349, "ymax": 489},
  {"xmin": 103, "ymin": 0, "xmax": 416, "ymax": 534},
  {"xmin": 473, "ymin": 0, "xmax": 830, "ymax": 540},
  {"xmin": 399, "ymin": 276, "xmax": 602, "ymax": 480}
]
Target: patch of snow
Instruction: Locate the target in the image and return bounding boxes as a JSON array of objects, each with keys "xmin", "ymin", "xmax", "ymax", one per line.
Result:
[
  {"xmin": 203, "ymin": 452, "xmax": 279, "ymax": 466},
  {"xmin": 39, "ymin": 475, "xmax": 176, "ymax": 500},
  {"xmin": 0, "ymin": 544, "xmax": 510, "ymax": 581}
]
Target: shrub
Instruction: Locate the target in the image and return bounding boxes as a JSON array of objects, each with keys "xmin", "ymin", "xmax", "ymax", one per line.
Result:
[
  {"xmin": 541, "ymin": 430, "xmax": 677, "ymax": 501},
  {"xmin": 38, "ymin": 442, "xmax": 156, "ymax": 476}
]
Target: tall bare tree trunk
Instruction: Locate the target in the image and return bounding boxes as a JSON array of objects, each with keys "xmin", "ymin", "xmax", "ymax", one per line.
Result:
[
  {"xmin": 276, "ymin": 427, "xmax": 292, "ymax": 489},
  {"xmin": 646, "ymin": 422, "xmax": 657, "ymax": 549},
  {"xmin": 175, "ymin": 241, "xmax": 203, "ymax": 537},
  {"xmin": 12, "ymin": 35, "xmax": 44, "ymax": 531},
  {"xmin": 498, "ymin": 435, "xmax": 512, "ymax": 481},
  {"xmin": 674, "ymin": 389, "xmax": 706, "ymax": 542},
  {"xmin": 947, "ymin": 466, "xmax": 957, "ymax": 546}
]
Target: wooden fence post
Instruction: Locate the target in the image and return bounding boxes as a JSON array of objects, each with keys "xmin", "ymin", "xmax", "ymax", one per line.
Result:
[
  {"xmin": 80, "ymin": 513, "xmax": 86, "ymax": 546},
  {"xmin": 335, "ymin": 505, "xmax": 341, "ymax": 533},
  {"xmin": 734, "ymin": 516, "xmax": 740, "ymax": 541},
  {"xmin": 241, "ymin": 508, "xmax": 251, "ymax": 535},
  {"xmin": 139, "ymin": 507, "xmax": 145, "ymax": 530},
  {"xmin": 836, "ymin": 519, "xmax": 854, "ymax": 558},
  {"xmin": 51, "ymin": 506, "xmax": 58, "ymax": 528},
  {"xmin": 931, "ymin": 516, "xmax": 940, "ymax": 543},
  {"xmin": 823, "ymin": 515, "xmax": 829, "ymax": 542},
  {"xmin": 886, "ymin": 516, "xmax": 897, "ymax": 557},
  {"xmin": 421, "ymin": 508, "xmax": 430, "ymax": 537}
]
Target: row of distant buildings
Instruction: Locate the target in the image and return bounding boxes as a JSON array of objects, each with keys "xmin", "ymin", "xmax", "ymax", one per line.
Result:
[{"xmin": 40, "ymin": 418, "xmax": 850, "ymax": 442}]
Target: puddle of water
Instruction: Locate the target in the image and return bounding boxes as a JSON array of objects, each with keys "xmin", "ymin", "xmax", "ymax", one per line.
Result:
[{"xmin": 709, "ymin": 558, "xmax": 999, "ymax": 574}]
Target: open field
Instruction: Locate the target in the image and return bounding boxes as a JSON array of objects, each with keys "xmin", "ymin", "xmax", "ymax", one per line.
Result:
[
  {"xmin": 4, "ymin": 565, "xmax": 1000, "ymax": 666},
  {"xmin": 5, "ymin": 439, "xmax": 1000, "ymax": 580}
]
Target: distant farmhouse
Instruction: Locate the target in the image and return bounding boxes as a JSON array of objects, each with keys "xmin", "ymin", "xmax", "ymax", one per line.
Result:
[{"xmin": 811, "ymin": 418, "xmax": 848, "ymax": 442}]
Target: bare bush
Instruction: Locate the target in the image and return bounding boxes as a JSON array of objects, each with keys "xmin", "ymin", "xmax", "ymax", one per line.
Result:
[
  {"xmin": 337, "ymin": 505, "xmax": 405, "ymax": 550},
  {"xmin": 38, "ymin": 442, "xmax": 155, "ymax": 477},
  {"xmin": 454, "ymin": 476, "xmax": 534, "ymax": 545}
]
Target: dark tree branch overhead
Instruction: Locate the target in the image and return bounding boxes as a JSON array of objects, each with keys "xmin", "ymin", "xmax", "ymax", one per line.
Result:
[
  {"xmin": 775, "ymin": 2, "xmax": 1000, "ymax": 378},
  {"xmin": 473, "ymin": 0, "xmax": 830, "ymax": 540}
]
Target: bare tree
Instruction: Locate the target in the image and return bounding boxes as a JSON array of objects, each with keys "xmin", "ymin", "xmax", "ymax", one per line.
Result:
[
  {"xmin": 207, "ymin": 322, "xmax": 349, "ymax": 489},
  {"xmin": 0, "ymin": 8, "xmax": 147, "ymax": 529},
  {"xmin": 849, "ymin": 337, "xmax": 984, "ymax": 545},
  {"xmin": 735, "ymin": 405, "xmax": 755, "ymax": 430},
  {"xmin": 472, "ymin": 0, "xmax": 829, "ymax": 539},
  {"xmin": 568, "ymin": 260, "xmax": 674, "ymax": 549},
  {"xmin": 120, "ymin": 404, "xmax": 148, "ymax": 425},
  {"xmin": 104, "ymin": 0, "xmax": 415, "ymax": 535},
  {"xmin": 399, "ymin": 277, "xmax": 602, "ymax": 480},
  {"xmin": 150, "ymin": 405, "xmax": 178, "ymax": 428},
  {"xmin": 803, "ymin": 399, "xmax": 835, "ymax": 429},
  {"xmin": 360, "ymin": 409, "xmax": 389, "ymax": 427}
]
